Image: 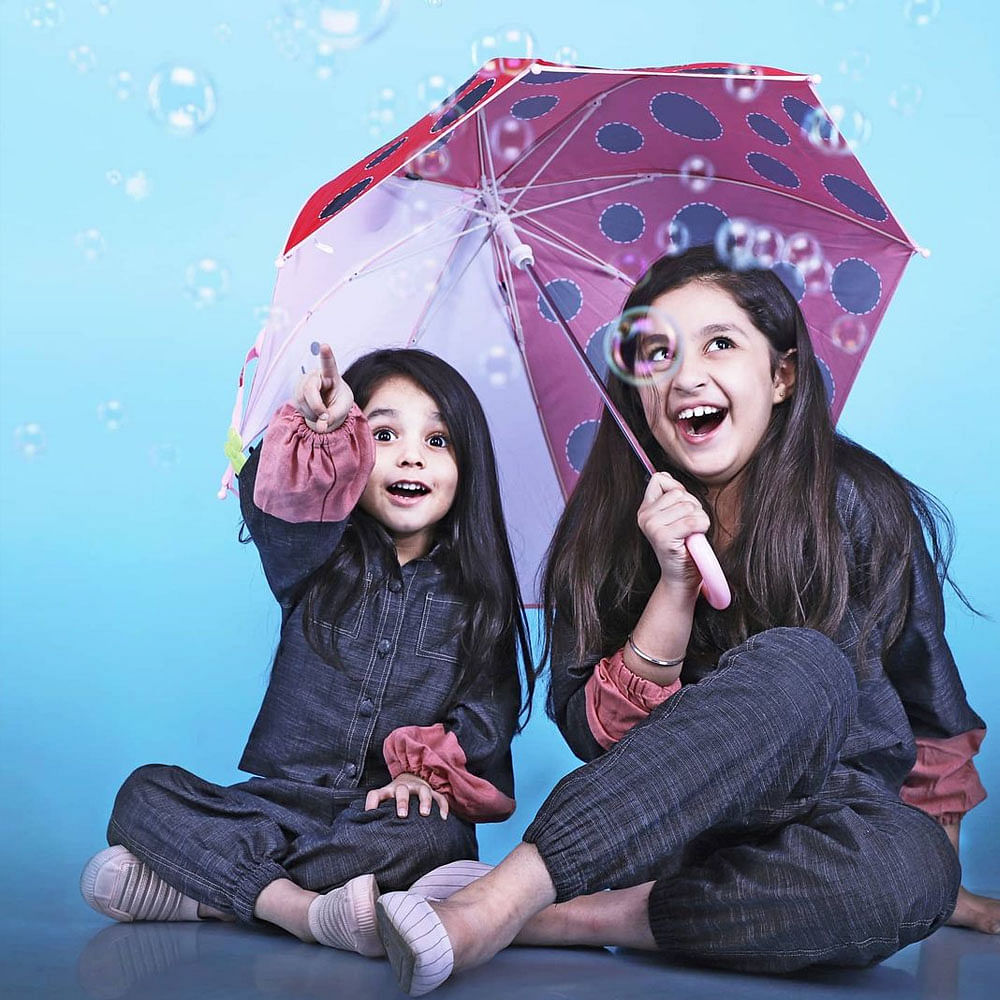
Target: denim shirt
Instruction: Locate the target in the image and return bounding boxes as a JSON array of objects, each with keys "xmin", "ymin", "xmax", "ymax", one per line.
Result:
[
  {"xmin": 235, "ymin": 444, "xmax": 518, "ymax": 800},
  {"xmin": 549, "ymin": 473, "xmax": 985, "ymax": 793}
]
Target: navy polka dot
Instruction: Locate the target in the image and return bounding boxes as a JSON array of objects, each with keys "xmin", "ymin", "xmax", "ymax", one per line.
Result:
[
  {"xmin": 781, "ymin": 96, "xmax": 815, "ymax": 129},
  {"xmin": 772, "ymin": 261, "xmax": 805, "ymax": 302},
  {"xmin": 817, "ymin": 356, "xmax": 835, "ymax": 408},
  {"xmin": 366, "ymin": 137, "xmax": 407, "ymax": 169},
  {"xmin": 319, "ymin": 177, "xmax": 374, "ymax": 219},
  {"xmin": 746, "ymin": 113, "xmax": 790, "ymax": 146},
  {"xmin": 831, "ymin": 258, "xmax": 881, "ymax": 314},
  {"xmin": 822, "ymin": 175, "xmax": 888, "ymax": 222},
  {"xmin": 599, "ymin": 203, "xmax": 645, "ymax": 244},
  {"xmin": 431, "ymin": 79, "xmax": 496, "ymax": 133},
  {"xmin": 586, "ymin": 323, "xmax": 612, "ymax": 382},
  {"xmin": 538, "ymin": 279, "xmax": 583, "ymax": 323},
  {"xmin": 747, "ymin": 152, "xmax": 800, "ymax": 189},
  {"xmin": 511, "ymin": 95, "xmax": 558, "ymax": 120},
  {"xmin": 650, "ymin": 92, "xmax": 722, "ymax": 140},
  {"xmin": 523, "ymin": 71, "xmax": 584, "ymax": 85},
  {"xmin": 672, "ymin": 203, "xmax": 728, "ymax": 248},
  {"xmin": 566, "ymin": 420, "xmax": 599, "ymax": 473},
  {"xmin": 310, "ymin": 341, "xmax": 321, "ymax": 355},
  {"xmin": 596, "ymin": 122, "xmax": 644, "ymax": 154}
]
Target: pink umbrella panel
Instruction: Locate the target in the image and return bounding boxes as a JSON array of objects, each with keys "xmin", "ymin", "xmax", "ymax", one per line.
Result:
[{"xmin": 221, "ymin": 60, "xmax": 923, "ymax": 604}]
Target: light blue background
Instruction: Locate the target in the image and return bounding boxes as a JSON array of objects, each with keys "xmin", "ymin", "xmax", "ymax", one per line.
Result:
[{"xmin": 1, "ymin": 0, "xmax": 996, "ymax": 893}]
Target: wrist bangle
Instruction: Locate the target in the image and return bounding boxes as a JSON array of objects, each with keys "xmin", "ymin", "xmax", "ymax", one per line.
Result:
[{"xmin": 627, "ymin": 632, "xmax": 685, "ymax": 668}]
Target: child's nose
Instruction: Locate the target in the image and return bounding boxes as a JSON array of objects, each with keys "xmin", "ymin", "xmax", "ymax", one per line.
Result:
[{"xmin": 397, "ymin": 440, "xmax": 425, "ymax": 466}]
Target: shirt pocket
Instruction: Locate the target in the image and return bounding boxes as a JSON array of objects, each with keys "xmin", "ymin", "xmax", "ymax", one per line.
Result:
[
  {"xmin": 416, "ymin": 594, "xmax": 464, "ymax": 663},
  {"xmin": 309, "ymin": 572, "xmax": 372, "ymax": 640}
]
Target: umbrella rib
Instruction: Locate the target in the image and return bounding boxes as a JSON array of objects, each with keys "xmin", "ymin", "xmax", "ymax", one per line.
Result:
[
  {"xmin": 492, "ymin": 228, "xmax": 526, "ymax": 348},
  {"xmin": 508, "ymin": 177, "xmax": 657, "ymax": 220},
  {"xmin": 515, "ymin": 216, "xmax": 633, "ymax": 283}
]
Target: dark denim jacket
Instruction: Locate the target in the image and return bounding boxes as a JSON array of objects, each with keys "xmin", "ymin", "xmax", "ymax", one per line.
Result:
[
  {"xmin": 236, "ymin": 445, "xmax": 518, "ymax": 801},
  {"xmin": 550, "ymin": 473, "xmax": 985, "ymax": 792}
]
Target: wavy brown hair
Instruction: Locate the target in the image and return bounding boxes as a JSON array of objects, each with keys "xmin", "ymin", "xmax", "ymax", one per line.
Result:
[{"xmin": 542, "ymin": 245, "xmax": 967, "ymax": 687}]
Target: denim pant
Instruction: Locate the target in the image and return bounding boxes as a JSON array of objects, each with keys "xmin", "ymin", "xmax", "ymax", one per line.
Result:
[
  {"xmin": 523, "ymin": 628, "xmax": 961, "ymax": 972},
  {"xmin": 107, "ymin": 767, "xmax": 478, "ymax": 924}
]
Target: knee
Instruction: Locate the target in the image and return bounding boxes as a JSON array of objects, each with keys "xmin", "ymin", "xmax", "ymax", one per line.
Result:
[{"xmin": 112, "ymin": 764, "xmax": 180, "ymax": 816}]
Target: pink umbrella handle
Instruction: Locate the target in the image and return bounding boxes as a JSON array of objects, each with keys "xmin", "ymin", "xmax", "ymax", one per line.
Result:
[{"xmin": 686, "ymin": 533, "xmax": 731, "ymax": 610}]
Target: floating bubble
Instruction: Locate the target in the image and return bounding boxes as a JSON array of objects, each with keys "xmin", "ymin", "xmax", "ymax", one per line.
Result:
[
  {"xmin": 75, "ymin": 228, "xmax": 106, "ymax": 261},
  {"xmin": 426, "ymin": 0, "xmax": 443, "ymax": 6},
  {"xmin": 267, "ymin": 15, "xmax": 302, "ymax": 60},
  {"xmin": 149, "ymin": 444, "xmax": 179, "ymax": 469},
  {"xmin": 802, "ymin": 102, "xmax": 871, "ymax": 156},
  {"xmin": 25, "ymin": 2, "xmax": 63, "ymax": 30},
  {"xmin": 830, "ymin": 314, "xmax": 869, "ymax": 354},
  {"xmin": 800, "ymin": 256, "xmax": 833, "ymax": 296},
  {"xmin": 472, "ymin": 25, "xmax": 536, "ymax": 78},
  {"xmin": 748, "ymin": 225, "xmax": 785, "ymax": 269},
  {"xmin": 388, "ymin": 264, "xmax": 416, "ymax": 300},
  {"xmin": 417, "ymin": 72, "xmax": 453, "ymax": 113},
  {"xmin": 184, "ymin": 258, "xmax": 230, "ymax": 307},
  {"xmin": 488, "ymin": 116, "xmax": 535, "ymax": 168},
  {"xmin": 783, "ymin": 232, "xmax": 824, "ymax": 270},
  {"xmin": 97, "ymin": 399, "xmax": 125, "ymax": 431},
  {"xmin": 816, "ymin": 0, "xmax": 855, "ymax": 10},
  {"xmin": 69, "ymin": 44, "xmax": 97, "ymax": 74},
  {"xmin": 148, "ymin": 65, "xmax": 217, "ymax": 137},
  {"xmin": 254, "ymin": 304, "xmax": 291, "ymax": 333},
  {"xmin": 293, "ymin": 1, "xmax": 396, "ymax": 50},
  {"xmin": 480, "ymin": 345, "xmax": 518, "ymax": 387},
  {"xmin": 109, "ymin": 69, "xmax": 134, "ymax": 100},
  {"xmin": 610, "ymin": 248, "xmax": 650, "ymax": 283},
  {"xmin": 714, "ymin": 218, "xmax": 758, "ymax": 270},
  {"xmin": 411, "ymin": 146, "xmax": 450, "ymax": 179},
  {"xmin": 889, "ymin": 83, "xmax": 923, "ymax": 115},
  {"xmin": 679, "ymin": 154, "xmax": 715, "ymax": 193},
  {"xmin": 553, "ymin": 45, "xmax": 579, "ymax": 65},
  {"xmin": 105, "ymin": 169, "xmax": 123, "ymax": 186},
  {"xmin": 723, "ymin": 64, "xmax": 764, "ymax": 102},
  {"xmin": 604, "ymin": 306, "xmax": 683, "ymax": 387},
  {"xmin": 366, "ymin": 86, "xmax": 397, "ymax": 138},
  {"xmin": 124, "ymin": 170, "xmax": 152, "ymax": 201},
  {"xmin": 904, "ymin": 0, "xmax": 940, "ymax": 26},
  {"xmin": 407, "ymin": 196, "xmax": 435, "ymax": 231},
  {"xmin": 654, "ymin": 218, "xmax": 691, "ymax": 257},
  {"xmin": 13, "ymin": 423, "xmax": 46, "ymax": 459},
  {"xmin": 314, "ymin": 40, "xmax": 337, "ymax": 80},
  {"xmin": 837, "ymin": 48, "xmax": 870, "ymax": 81},
  {"xmin": 92, "ymin": 0, "xmax": 113, "ymax": 14},
  {"xmin": 214, "ymin": 22, "xmax": 233, "ymax": 43}
]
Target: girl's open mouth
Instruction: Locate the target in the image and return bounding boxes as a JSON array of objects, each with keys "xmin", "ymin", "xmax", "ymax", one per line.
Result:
[
  {"xmin": 387, "ymin": 481, "xmax": 430, "ymax": 502},
  {"xmin": 675, "ymin": 405, "xmax": 727, "ymax": 440}
]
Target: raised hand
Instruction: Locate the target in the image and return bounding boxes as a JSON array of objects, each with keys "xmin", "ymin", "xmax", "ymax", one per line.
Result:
[
  {"xmin": 293, "ymin": 343, "xmax": 354, "ymax": 432},
  {"xmin": 637, "ymin": 472, "xmax": 711, "ymax": 588}
]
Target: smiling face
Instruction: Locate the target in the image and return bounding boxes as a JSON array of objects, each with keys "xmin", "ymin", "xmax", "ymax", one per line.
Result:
[
  {"xmin": 358, "ymin": 375, "xmax": 459, "ymax": 564},
  {"xmin": 638, "ymin": 280, "xmax": 795, "ymax": 495}
]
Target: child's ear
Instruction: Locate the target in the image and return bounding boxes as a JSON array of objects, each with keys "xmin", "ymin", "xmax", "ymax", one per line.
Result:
[{"xmin": 773, "ymin": 348, "xmax": 797, "ymax": 404}]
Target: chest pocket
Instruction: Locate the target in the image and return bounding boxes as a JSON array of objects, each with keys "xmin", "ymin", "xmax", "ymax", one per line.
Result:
[
  {"xmin": 416, "ymin": 594, "xmax": 464, "ymax": 663},
  {"xmin": 309, "ymin": 573, "xmax": 372, "ymax": 640}
]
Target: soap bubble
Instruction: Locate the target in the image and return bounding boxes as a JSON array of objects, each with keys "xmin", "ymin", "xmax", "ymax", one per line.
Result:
[
  {"xmin": 147, "ymin": 65, "xmax": 217, "ymax": 137},
  {"xmin": 214, "ymin": 22, "xmax": 233, "ymax": 43},
  {"xmin": 69, "ymin": 44, "xmax": 97, "ymax": 74},
  {"xmin": 604, "ymin": 306, "xmax": 683, "ymax": 387},
  {"xmin": 92, "ymin": 0, "xmax": 113, "ymax": 14},
  {"xmin": 904, "ymin": 0, "xmax": 940, "ymax": 27},
  {"xmin": 802, "ymin": 101, "xmax": 871, "ymax": 156},
  {"xmin": 25, "ymin": 3, "xmax": 63, "ymax": 30},
  {"xmin": 654, "ymin": 219, "xmax": 691, "ymax": 257},
  {"xmin": 723, "ymin": 64, "xmax": 764, "ymax": 102},
  {"xmin": 472, "ymin": 25, "xmax": 536, "ymax": 78},
  {"xmin": 75, "ymin": 228, "xmax": 106, "ymax": 261},
  {"xmin": 109, "ymin": 69, "xmax": 134, "ymax": 100},
  {"xmin": 290, "ymin": 1, "xmax": 396, "ymax": 50},
  {"xmin": 714, "ymin": 218, "xmax": 758, "ymax": 270},
  {"xmin": 366, "ymin": 86, "xmax": 397, "ymax": 138},
  {"xmin": 314, "ymin": 40, "xmax": 337, "ymax": 80},
  {"xmin": 13, "ymin": 423, "xmax": 46, "ymax": 459},
  {"xmin": 417, "ymin": 73, "xmax": 453, "ymax": 113},
  {"xmin": 488, "ymin": 116, "xmax": 535, "ymax": 168},
  {"xmin": 124, "ymin": 170, "xmax": 152, "ymax": 201},
  {"xmin": 411, "ymin": 146, "xmax": 450, "ymax": 179},
  {"xmin": 610, "ymin": 248, "xmax": 650, "ymax": 283},
  {"xmin": 105, "ymin": 169, "xmax": 123, "ymax": 186},
  {"xmin": 830, "ymin": 314, "xmax": 869, "ymax": 354},
  {"xmin": 149, "ymin": 444, "xmax": 179, "ymax": 469},
  {"xmin": 837, "ymin": 49, "xmax": 870, "ymax": 81},
  {"xmin": 480, "ymin": 344, "xmax": 519, "ymax": 387},
  {"xmin": 97, "ymin": 399, "xmax": 125, "ymax": 431},
  {"xmin": 679, "ymin": 155, "xmax": 715, "ymax": 193},
  {"xmin": 184, "ymin": 258, "xmax": 230, "ymax": 307},
  {"xmin": 553, "ymin": 45, "xmax": 579, "ymax": 65},
  {"xmin": 889, "ymin": 83, "xmax": 923, "ymax": 115}
]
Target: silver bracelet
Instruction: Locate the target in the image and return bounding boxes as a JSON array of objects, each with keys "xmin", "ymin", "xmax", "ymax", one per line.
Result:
[{"xmin": 627, "ymin": 632, "xmax": 685, "ymax": 668}]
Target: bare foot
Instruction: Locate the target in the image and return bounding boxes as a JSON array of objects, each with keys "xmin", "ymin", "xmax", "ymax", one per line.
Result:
[
  {"xmin": 946, "ymin": 886, "xmax": 1000, "ymax": 934},
  {"xmin": 429, "ymin": 894, "xmax": 523, "ymax": 972}
]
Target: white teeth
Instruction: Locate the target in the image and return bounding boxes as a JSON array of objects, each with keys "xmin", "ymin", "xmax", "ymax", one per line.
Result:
[
  {"xmin": 676, "ymin": 405, "xmax": 722, "ymax": 421},
  {"xmin": 390, "ymin": 482, "xmax": 428, "ymax": 493}
]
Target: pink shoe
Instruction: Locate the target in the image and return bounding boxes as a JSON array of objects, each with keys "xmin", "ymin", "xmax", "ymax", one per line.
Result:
[
  {"xmin": 80, "ymin": 846, "xmax": 201, "ymax": 922},
  {"xmin": 307, "ymin": 873, "xmax": 384, "ymax": 957},
  {"xmin": 409, "ymin": 860, "xmax": 492, "ymax": 900}
]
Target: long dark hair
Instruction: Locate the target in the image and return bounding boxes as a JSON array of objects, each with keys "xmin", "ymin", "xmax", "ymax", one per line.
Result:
[
  {"xmin": 303, "ymin": 349, "xmax": 535, "ymax": 726},
  {"xmin": 543, "ymin": 245, "xmax": 967, "ymax": 683}
]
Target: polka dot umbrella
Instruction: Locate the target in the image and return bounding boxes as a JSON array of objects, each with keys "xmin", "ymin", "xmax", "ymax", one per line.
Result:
[{"xmin": 221, "ymin": 59, "xmax": 924, "ymax": 604}]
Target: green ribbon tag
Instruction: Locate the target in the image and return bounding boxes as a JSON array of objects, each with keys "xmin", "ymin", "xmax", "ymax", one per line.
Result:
[{"xmin": 224, "ymin": 427, "xmax": 247, "ymax": 475}]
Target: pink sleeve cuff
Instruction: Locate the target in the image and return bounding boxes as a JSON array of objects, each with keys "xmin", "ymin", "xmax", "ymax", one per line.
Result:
[
  {"xmin": 252, "ymin": 402, "xmax": 375, "ymax": 523},
  {"xmin": 900, "ymin": 728, "xmax": 987, "ymax": 824},
  {"xmin": 584, "ymin": 648, "xmax": 682, "ymax": 750},
  {"xmin": 383, "ymin": 724, "xmax": 516, "ymax": 823}
]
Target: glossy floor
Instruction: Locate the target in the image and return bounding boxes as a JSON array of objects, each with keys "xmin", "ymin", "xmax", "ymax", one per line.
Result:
[{"xmin": 4, "ymin": 871, "xmax": 997, "ymax": 1000}]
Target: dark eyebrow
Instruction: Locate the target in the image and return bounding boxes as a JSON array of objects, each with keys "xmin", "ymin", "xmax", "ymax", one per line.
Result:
[
  {"xmin": 699, "ymin": 322, "xmax": 745, "ymax": 338},
  {"xmin": 366, "ymin": 407, "xmax": 398, "ymax": 420}
]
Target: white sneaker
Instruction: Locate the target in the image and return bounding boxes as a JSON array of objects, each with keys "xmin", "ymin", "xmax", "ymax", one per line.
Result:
[
  {"xmin": 307, "ymin": 873, "xmax": 384, "ymax": 957},
  {"xmin": 80, "ymin": 846, "xmax": 201, "ymax": 922}
]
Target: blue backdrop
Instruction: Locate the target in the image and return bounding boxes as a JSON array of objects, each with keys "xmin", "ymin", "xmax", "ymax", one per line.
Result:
[{"xmin": 1, "ymin": 0, "xmax": 996, "ymax": 890}]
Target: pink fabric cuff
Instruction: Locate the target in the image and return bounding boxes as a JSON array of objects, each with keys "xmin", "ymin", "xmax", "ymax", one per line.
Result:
[
  {"xmin": 900, "ymin": 728, "xmax": 987, "ymax": 824},
  {"xmin": 383, "ymin": 724, "xmax": 516, "ymax": 823},
  {"xmin": 585, "ymin": 648, "xmax": 682, "ymax": 750},
  {"xmin": 252, "ymin": 402, "xmax": 375, "ymax": 523}
]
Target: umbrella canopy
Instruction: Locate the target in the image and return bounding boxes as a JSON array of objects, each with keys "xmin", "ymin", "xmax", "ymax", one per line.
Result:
[{"xmin": 221, "ymin": 59, "xmax": 923, "ymax": 603}]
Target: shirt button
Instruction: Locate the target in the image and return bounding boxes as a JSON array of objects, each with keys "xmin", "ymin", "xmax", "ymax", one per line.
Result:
[
  {"xmin": 388, "ymin": 578, "xmax": 402, "ymax": 593},
  {"xmin": 377, "ymin": 638, "xmax": 392, "ymax": 656},
  {"xmin": 359, "ymin": 698, "xmax": 374, "ymax": 716},
  {"xmin": 344, "ymin": 763, "xmax": 357, "ymax": 778}
]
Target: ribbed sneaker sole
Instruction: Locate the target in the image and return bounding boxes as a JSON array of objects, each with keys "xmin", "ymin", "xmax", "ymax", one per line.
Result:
[
  {"xmin": 376, "ymin": 892, "xmax": 454, "ymax": 997},
  {"xmin": 81, "ymin": 846, "xmax": 197, "ymax": 922}
]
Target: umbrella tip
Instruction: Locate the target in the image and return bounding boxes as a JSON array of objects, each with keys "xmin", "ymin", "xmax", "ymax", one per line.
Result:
[
  {"xmin": 917, "ymin": 246, "xmax": 932, "ymax": 258},
  {"xmin": 810, "ymin": 73, "xmax": 822, "ymax": 84}
]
